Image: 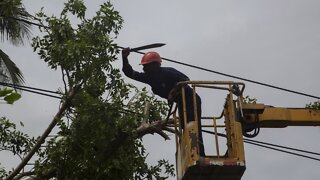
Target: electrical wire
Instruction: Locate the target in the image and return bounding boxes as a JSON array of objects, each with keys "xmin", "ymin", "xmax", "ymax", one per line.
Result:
[
  {"xmin": 0, "ymin": 81, "xmax": 62, "ymax": 95},
  {"xmin": 132, "ymin": 51, "xmax": 320, "ymax": 99},
  {"xmin": 0, "ymin": 81, "xmax": 62, "ymax": 99},
  {"xmin": 243, "ymin": 135, "xmax": 320, "ymax": 156},
  {"xmin": 245, "ymin": 140, "xmax": 320, "ymax": 162},
  {"xmin": 6, "ymin": 15, "xmax": 48, "ymax": 29},
  {"xmin": 3, "ymin": 15, "xmax": 320, "ymax": 99},
  {"xmin": 202, "ymin": 130, "xmax": 320, "ymax": 162},
  {"xmin": 0, "ymin": 81, "xmax": 145, "ymax": 117}
]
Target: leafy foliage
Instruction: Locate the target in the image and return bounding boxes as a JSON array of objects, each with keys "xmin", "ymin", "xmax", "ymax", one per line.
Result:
[
  {"xmin": 0, "ymin": 117, "xmax": 38, "ymax": 179},
  {"xmin": 305, "ymin": 101, "xmax": 320, "ymax": 110},
  {"xmin": 0, "ymin": 117, "xmax": 37, "ymax": 156},
  {"xmin": 243, "ymin": 95, "xmax": 257, "ymax": 104},
  {"xmin": 0, "ymin": 0, "xmax": 175, "ymax": 179},
  {"xmin": 0, "ymin": 88, "xmax": 21, "ymax": 104}
]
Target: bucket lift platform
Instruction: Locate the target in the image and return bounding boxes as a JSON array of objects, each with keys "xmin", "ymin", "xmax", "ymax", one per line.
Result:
[
  {"xmin": 173, "ymin": 81, "xmax": 246, "ymax": 180},
  {"xmin": 181, "ymin": 157, "xmax": 245, "ymax": 180},
  {"xmin": 171, "ymin": 81, "xmax": 320, "ymax": 180}
]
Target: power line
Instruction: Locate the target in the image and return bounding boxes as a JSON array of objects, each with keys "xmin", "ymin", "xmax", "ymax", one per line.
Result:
[
  {"xmin": 0, "ymin": 81, "xmax": 145, "ymax": 117},
  {"xmin": 245, "ymin": 140, "xmax": 320, "ymax": 162},
  {"xmin": 202, "ymin": 130, "xmax": 320, "ymax": 162},
  {"xmin": 12, "ymin": 16, "xmax": 48, "ymax": 28},
  {"xmin": 1, "ymin": 15, "xmax": 49, "ymax": 29},
  {"xmin": 0, "ymin": 81, "xmax": 62, "ymax": 99},
  {"xmin": 5, "ymin": 16, "xmax": 320, "ymax": 99},
  {"xmin": 0, "ymin": 82, "xmax": 62, "ymax": 95},
  {"xmin": 242, "ymin": 135, "xmax": 320, "ymax": 156},
  {"xmin": 132, "ymin": 50, "xmax": 320, "ymax": 99}
]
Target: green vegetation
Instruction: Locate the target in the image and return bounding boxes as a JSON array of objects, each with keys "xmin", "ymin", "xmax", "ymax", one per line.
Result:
[{"xmin": 0, "ymin": 1, "xmax": 175, "ymax": 179}]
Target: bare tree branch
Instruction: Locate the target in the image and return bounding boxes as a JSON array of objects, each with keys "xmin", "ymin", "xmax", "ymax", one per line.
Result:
[
  {"xmin": 135, "ymin": 119, "xmax": 177, "ymax": 140},
  {"xmin": 13, "ymin": 171, "xmax": 35, "ymax": 180},
  {"xmin": 163, "ymin": 126, "xmax": 178, "ymax": 135}
]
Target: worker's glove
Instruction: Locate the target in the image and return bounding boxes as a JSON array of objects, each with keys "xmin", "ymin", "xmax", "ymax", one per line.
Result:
[{"xmin": 122, "ymin": 47, "xmax": 130, "ymax": 59}]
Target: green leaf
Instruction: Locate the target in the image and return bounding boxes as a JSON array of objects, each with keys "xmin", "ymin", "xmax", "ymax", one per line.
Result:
[
  {"xmin": 0, "ymin": 89, "xmax": 13, "ymax": 97},
  {"xmin": 4, "ymin": 92, "xmax": 21, "ymax": 104}
]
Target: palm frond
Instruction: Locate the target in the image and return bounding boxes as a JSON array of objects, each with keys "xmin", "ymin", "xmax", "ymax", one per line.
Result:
[
  {"xmin": 0, "ymin": 0, "xmax": 33, "ymax": 45},
  {"xmin": 0, "ymin": 49, "xmax": 24, "ymax": 85}
]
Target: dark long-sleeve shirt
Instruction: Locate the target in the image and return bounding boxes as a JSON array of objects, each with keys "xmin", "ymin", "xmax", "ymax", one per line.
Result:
[{"xmin": 122, "ymin": 57, "xmax": 189, "ymax": 99}]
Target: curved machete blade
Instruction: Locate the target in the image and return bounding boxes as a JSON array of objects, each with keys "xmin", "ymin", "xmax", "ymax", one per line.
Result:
[{"xmin": 130, "ymin": 43, "xmax": 166, "ymax": 52}]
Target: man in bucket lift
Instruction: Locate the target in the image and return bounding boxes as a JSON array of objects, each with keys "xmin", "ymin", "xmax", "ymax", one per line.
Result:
[{"xmin": 121, "ymin": 48, "xmax": 205, "ymax": 156}]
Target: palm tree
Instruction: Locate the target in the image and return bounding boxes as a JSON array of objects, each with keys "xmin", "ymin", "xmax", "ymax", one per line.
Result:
[{"xmin": 0, "ymin": 0, "xmax": 33, "ymax": 86}]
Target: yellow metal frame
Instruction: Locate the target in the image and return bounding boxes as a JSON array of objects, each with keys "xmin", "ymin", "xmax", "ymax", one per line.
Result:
[
  {"xmin": 172, "ymin": 81, "xmax": 320, "ymax": 180},
  {"xmin": 173, "ymin": 81, "xmax": 246, "ymax": 180},
  {"xmin": 242, "ymin": 103, "xmax": 320, "ymax": 128}
]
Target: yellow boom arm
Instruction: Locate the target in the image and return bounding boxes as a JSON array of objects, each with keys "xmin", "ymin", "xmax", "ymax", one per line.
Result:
[{"xmin": 242, "ymin": 103, "xmax": 320, "ymax": 128}]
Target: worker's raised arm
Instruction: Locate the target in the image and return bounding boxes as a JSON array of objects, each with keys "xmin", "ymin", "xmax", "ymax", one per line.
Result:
[
  {"xmin": 121, "ymin": 47, "xmax": 134, "ymax": 77},
  {"xmin": 121, "ymin": 48, "xmax": 149, "ymax": 83}
]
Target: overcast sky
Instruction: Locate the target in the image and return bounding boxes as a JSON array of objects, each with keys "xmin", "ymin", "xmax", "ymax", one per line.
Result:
[{"xmin": 1, "ymin": 1, "xmax": 320, "ymax": 180}]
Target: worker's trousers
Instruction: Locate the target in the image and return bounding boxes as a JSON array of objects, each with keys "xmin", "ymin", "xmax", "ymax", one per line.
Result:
[{"xmin": 176, "ymin": 87, "xmax": 205, "ymax": 157}]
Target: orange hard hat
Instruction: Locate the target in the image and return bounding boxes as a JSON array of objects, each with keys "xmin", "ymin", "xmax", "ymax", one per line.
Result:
[{"xmin": 140, "ymin": 52, "xmax": 162, "ymax": 65}]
